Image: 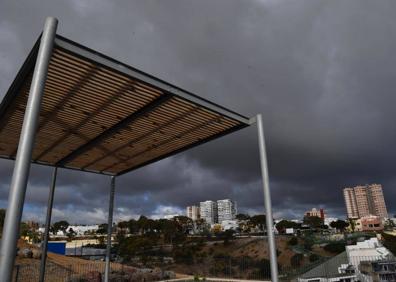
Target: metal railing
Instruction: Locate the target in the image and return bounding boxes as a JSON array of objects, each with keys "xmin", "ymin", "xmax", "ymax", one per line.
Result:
[
  {"xmin": 12, "ymin": 254, "xmax": 396, "ymax": 282},
  {"xmin": 13, "ymin": 259, "xmax": 174, "ymax": 282}
]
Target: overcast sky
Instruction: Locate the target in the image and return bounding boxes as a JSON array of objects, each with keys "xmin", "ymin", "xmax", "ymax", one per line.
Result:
[{"xmin": 1, "ymin": 0, "xmax": 395, "ymax": 224}]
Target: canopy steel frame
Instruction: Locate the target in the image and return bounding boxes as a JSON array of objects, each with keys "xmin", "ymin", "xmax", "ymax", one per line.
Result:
[
  {"xmin": 0, "ymin": 33, "xmax": 250, "ymax": 175},
  {"xmin": 39, "ymin": 166, "xmax": 58, "ymax": 282},
  {"xmin": 104, "ymin": 176, "xmax": 116, "ymax": 282},
  {"xmin": 0, "ymin": 17, "xmax": 279, "ymax": 282},
  {"xmin": 252, "ymin": 114, "xmax": 279, "ymax": 282},
  {"xmin": 0, "ymin": 17, "xmax": 58, "ymax": 281},
  {"xmin": 56, "ymin": 93, "xmax": 173, "ymax": 168}
]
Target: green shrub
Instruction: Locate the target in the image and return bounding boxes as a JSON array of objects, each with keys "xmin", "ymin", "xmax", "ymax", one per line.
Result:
[
  {"xmin": 382, "ymin": 233, "xmax": 396, "ymax": 255},
  {"xmin": 309, "ymin": 253, "xmax": 320, "ymax": 262},
  {"xmin": 323, "ymin": 242, "xmax": 346, "ymax": 254},
  {"xmin": 288, "ymin": 237, "xmax": 298, "ymax": 246},
  {"xmin": 290, "ymin": 253, "xmax": 304, "ymax": 268}
]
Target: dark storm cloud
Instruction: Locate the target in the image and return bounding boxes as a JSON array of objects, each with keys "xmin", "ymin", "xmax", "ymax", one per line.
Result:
[{"xmin": 1, "ymin": 0, "xmax": 396, "ymax": 223}]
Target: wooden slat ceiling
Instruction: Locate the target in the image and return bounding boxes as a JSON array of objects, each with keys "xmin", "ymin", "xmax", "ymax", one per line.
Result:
[{"xmin": 0, "ymin": 35, "xmax": 249, "ymax": 175}]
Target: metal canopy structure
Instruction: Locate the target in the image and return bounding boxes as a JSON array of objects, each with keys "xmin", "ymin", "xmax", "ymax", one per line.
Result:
[
  {"xmin": 0, "ymin": 35, "xmax": 249, "ymax": 176},
  {"xmin": 0, "ymin": 17, "xmax": 278, "ymax": 282}
]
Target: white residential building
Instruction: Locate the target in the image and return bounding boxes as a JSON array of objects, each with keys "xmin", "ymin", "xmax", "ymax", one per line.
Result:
[
  {"xmin": 217, "ymin": 199, "xmax": 237, "ymax": 223},
  {"xmin": 186, "ymin": 205, "xmax": 200, "ymax": 220},
  {"xmin": 66, "ymin": 225, "xmax": 99, "ymax": 235},
  {"xmin": 200, "ymin": 200, "xmax": 218, "ymax": 224}
]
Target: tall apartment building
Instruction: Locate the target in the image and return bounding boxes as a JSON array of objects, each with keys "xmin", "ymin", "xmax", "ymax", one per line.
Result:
[
  {"xmin": 343, "ymin": 184, "xmax": 388, "ymax": 219},
  {"xmin": 186, "ymin": 205, "xmax": 200, "ymax": 221},
  {"xmin": 217, "ymin": 199, "xmax": 237, "ymax": 223},
  {"xmin": 199, "ymin": 201, "xmax": 218, "ymax": 224}
]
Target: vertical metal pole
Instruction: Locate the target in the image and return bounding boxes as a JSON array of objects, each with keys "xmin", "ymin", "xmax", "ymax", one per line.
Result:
[
  {"xmin": 0, "ymin": 17, "xmax": 58, "ymax": 282},
  {"xmin": 39, "ymin": 166, "xmax": 58, "ymax": 282},
  {"xmin": 254, "ymin": 114, "xmax": 279, "ymax": 282},
  {"xmin": 104, "ymin": 176, "xmax": 115, "ymax": 282}
]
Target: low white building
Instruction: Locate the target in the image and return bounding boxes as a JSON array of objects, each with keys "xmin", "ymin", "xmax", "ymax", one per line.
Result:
[
  {"xmin": 346, "ymin": 238, "xmax": 391, "ymax": 267},
  {"xmin": 163, "ymin": 214, "xmax": 180, "ymax": 220},
  {"xmin": 221, "ymin": 220, "xmax": 239, "ymax": 231},
  {"xmin": 298, "ymin": 238, "xmax": 395, "ymax": 282},
  {"xmin": 285, "ymin": 228, "xmax": 295, "ymax": 235},
  {"xmin": 39, "ymin": 225, "xmax": 99, "ymax": 236},
  {"xmin": 324, "ymin": 217, "xmax": 338, "ymax": 228},
  {"xmin": 67, "ymin": 225, "xmax": 99, "ymax": 235}
]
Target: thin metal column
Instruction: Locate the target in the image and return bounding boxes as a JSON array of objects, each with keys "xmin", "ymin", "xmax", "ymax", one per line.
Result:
[
  {"xmin": 254, "ymin": 114, "xmax": 279, "ymax": 282},
  {"xmin": 0, "ymin": 17, "xmax": 58, "ymax": 282},
  {"xmin": 39, "ymin": 167, "xmax": 58, "ymax": 282},
  {"xmin": 104, "ymin": 176, "xmax": 115, "ymax": 282}
]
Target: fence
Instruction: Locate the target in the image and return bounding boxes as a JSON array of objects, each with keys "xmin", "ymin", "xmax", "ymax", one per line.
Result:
[
  {"xmin": 12, "ymin": 254, "xmax": 396, "ymax": 281},
  {"xmin": 11, "ymin": 255, "xmax": 320, "ymax": 282},
  {"xmin": 13, "ymin": 260, "xmax": 141, "ymax": 282}
]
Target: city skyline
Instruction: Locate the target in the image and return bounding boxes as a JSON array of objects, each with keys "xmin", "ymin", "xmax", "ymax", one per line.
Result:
[{"xmin": 1, "ymin": 1, "xmax": 396, "ymax": 225}]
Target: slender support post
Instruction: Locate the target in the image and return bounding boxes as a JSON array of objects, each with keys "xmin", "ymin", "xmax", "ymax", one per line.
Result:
[
  {"xmin": 104, "ymin": 176, "xmax": 115, "ymax": 282},
  {"xmin": 39, "ymin": 166, "xmax": 58, "ymax": 282},
  {"xmin": 0, "ymin": 17, "xmax": 58, "ymax": 282},
  {"xmin": 254, "ymin": 114, "xmax": 279, "ymax": 282}
]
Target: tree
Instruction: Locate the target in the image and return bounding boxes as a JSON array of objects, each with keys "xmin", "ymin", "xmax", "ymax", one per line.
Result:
[
  {"xmin": 19, "ymin": 222, "xmax": 30, "ymax": 240},
  {"xmin": 52, "ymin": 220, "xmax": 69, "ymax": 235},
  {"xmin": 222, "ymin": 229, "xmax": 235, "ymax": 245},
  {"xmin": 309, "ymin": 253, "xmax": 320, "ymax": 262},
  {"xmin": 330, "ymin": 220, "xmax": 349, "ymax": 232},
  {"xmin": 97, "ymin": 235, "xmax": 105, "ymax": 246},
  {"xmin": 238, "ymin": 221, "xmax": 250, "ymax": 233},
  {"xmin": 288, "ymin": 237, "xmax": 298, "ymax": 246},
  {"xmin": 276, "ymin": 220, "xmax": 300, "ymax": 233},
  {"xmin": 236, "ymin": 214, "xmax": 250, "ymax": 221},
  {"xmin": 195, "ymin": 218, "xmax": 209, "ymax": 234},
  {"xmin": 324, "ymin": 242, "xmax": 346, "ymax": 254},
  {"xmin": 303, "ymin": 237, "xmax": 314, "ymax": 251},
  {"xmin": 137, "ymin": 216, "xmax": 150, "ymax": 234},
  {"xmin": 348, "ymin": 218, "xmax": 357, "ymax": 232},
  {"xmin": 173, "ymin": 216, "xmax": 193, "ymax": 234},
  {"xmin": 384, "ymin": 219, "xmax": 395, "ymax": 230},
  {"xmin": 256, "ymin": 259, "xmax": 271, "ymax": 279},
  {"xmin": 19, "ymin": 222, "xmax": 40, "ymax": 243},
  {"xmin": 290, "ymin": 253, "xmax": 304, "ymax": 268},
  {"xmin": 212, "ymin": 224, "xmax": 222, "ymax": 234},
  {"xmin": 117, "ymin": 221, "xmax": 129, "ymax": 231},
  {"xmin": 303, "ymin": 216, "xmax": 323, "ymax": 229},
  {"xmin": 127, "ymin": 219, "xmax": 139, "ymax": 234},
  {"xmin": 382, "ymin": 232, "xmax": 396, "ymax": 255},
  {"xmin": 66, "ymin": 228, "xmax": 76, "ymax": 241},
  {"xmin": 96, "ymin": 223, "xmax": 108, "ymax": 234},
  {"xmin": 158, "ymin": 219, "xmax": 178, "ymax": 244},
  {"xmin": 249, "ymin": 215, "xmax": 267, "ymax": 231}
]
